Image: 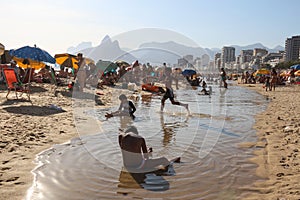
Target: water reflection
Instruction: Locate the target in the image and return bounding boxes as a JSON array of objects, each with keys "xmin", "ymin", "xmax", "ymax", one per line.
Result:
[
  {"xmin": 160, "ymin": 113, "xmax": 189, "ymax": 146},
  {"xmin": 119, "ymin": 116, "xmax": 134, "ymax": 130}
]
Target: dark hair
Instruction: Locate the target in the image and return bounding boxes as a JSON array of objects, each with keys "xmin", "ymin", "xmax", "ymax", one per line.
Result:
[
  {"xmin": 119, "ymin": 94, "xmax": 127, "ymax": 100},
  {"xmin": 22, "ymin": 58, "xmax": 30, "ymax": 65},
  {"xmin": 125, "ymin": 126, "xmax": 138, "ymax": 135}
]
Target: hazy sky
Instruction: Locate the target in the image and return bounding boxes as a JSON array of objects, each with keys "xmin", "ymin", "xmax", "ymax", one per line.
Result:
[{"xmin": 1, "ymin": 0, "xmax": 300, "ymax": 55}]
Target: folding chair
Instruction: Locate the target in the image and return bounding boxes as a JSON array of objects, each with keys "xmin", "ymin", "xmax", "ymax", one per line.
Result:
[{"xmin": 2, "ymin": 68, "xmax": 31, "ymax": 100}]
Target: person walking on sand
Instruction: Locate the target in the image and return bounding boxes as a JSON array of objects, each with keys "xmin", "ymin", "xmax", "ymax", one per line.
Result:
[
  {"xmin": 220, "ymin": 68, "xmax": 227, "ymax": 88},
  {"xmin": 105, "ymin": 94, "xmax": 136, "ymax": 119},
  {"xmin": 118, "ymin": 126, "xmax": 180, "ymax": 172},
  {"xmin": 74, "ymin": 53, "xmax": 87, "ymax": 92},
  {"xmin": 270, "ymin": 68, "xmax": 277, "ymax": 91}
]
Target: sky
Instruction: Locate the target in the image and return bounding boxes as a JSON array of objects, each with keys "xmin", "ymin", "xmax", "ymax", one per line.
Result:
[{"xmin": 1, "ymin": 0, "xmax": 300, "ymax": 56}]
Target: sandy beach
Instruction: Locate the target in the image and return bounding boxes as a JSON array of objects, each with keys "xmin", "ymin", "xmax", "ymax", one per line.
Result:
[
  {"xmin": 0, "ymin": 82, "xmax": 113, "ymax": 200},
  {"xmin": 0, "ymin": 82, "xmax": 299, "ymax": 200},
  {"xmin": 240, "ymin": 83, "xmax": 300, "ymax": 200}
]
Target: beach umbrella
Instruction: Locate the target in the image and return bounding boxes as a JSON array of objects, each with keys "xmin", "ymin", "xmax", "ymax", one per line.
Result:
[
  {"xmin": 96, "ymin": 60, "xmax": 119, "ymax": 74},
  {"xmin": 85, "ymin": 57, "xmax": 95, "ymax": 65},
  {"xmin": 280, "ymin": 70, "xmax": 290, "ymax": 77},
  {"xmin": 13, "ymin": 57, "xmax": 45, "ymax": 69},
  {"xmin": 0, "ymin": 43, "xmax": 5, "ymax": 56},
  {"xmin": 182, "ymin": 69, "xmax": 196, "ymax": 76},
  {"xmin": 9, "ymin": 45, "xmax": 55, "ymax": 70},
  {"xmin": 295, "ymin": 70, "xmax": 300, "ymax": 76},
  {"xmin": 290, "ymin": 64, "xmax": 300, "ymax": 70},
  {"xmin": 254, "ymin": 68, "xmax": 270, "ymax": 76},
  {"xmin": 55, "ymin": 53, "xmax": 78, "ymax": 69}
]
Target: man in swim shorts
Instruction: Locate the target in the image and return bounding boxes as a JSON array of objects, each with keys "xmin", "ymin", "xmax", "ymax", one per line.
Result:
[
  {"xmin": 161, "ymin": 67, "xmax": 189, "ymax": 113},
  {"xmin": 118, "ymin": 126, "xmax": 178, "ymax": 173}
]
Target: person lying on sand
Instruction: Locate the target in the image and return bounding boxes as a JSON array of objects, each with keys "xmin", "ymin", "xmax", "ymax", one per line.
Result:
[
  {"xmin": 105, "ymin": 94, "xmax": 136, "ymax": 119},
  {"xmin": 118, "ymin": 126, "xmax": 180, "ymax": 173}
]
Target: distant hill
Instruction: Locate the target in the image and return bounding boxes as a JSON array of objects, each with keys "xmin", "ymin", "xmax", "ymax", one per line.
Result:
[
  {"xmin": 72, "ymin": 35, "xmax": 136, "ymax": 63},
  {"xmin": 67, "ymin": 36, "xmax": 285, "ymax": 63},
  {"xmin": 136, "ymin": 41, "xmax": 209, "ymax": 64},
  {"xmin": 67, "ymin": 42, "xmax": 93, "ymax": 54}
]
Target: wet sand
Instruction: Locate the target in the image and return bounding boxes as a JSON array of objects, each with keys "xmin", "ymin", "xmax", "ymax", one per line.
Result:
[
  {"xmin": 0, "ymin": 82, "xmax": 300, "ymax": 199},
  {"xmin": 0, "ymin": 83, "xmax": 111, "ymax": 200},
  {"xmin": 239, "ymin": 83, "xmax": 300, "ymax": 199}
]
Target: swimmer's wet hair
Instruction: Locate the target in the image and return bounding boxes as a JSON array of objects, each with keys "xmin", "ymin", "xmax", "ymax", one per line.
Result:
[
  {"xmin": 124, "ymin": 126, "xmax": 138, "ymax": 135},
  {"xmin": 119, "ymin": 94, "xmax": 127, "ymax": 100}
]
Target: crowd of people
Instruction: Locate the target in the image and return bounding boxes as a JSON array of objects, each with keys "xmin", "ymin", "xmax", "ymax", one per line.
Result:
[{"xmin": 239, "ymin": 68, "xmax": 299, "ymax": 90}]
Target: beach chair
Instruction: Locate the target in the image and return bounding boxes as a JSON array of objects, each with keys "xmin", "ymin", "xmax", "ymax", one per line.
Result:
[{"xmin": 2, "ymin": 68, "xmax": 31, "ymax": 100}]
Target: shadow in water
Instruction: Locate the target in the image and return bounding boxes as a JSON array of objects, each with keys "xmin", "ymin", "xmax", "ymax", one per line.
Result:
[{"xmin": 118, "ymin": 167, "xmax": 174, "ymax": 191}]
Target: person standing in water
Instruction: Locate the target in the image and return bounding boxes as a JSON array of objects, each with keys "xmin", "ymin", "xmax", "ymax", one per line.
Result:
[
  {"xmin": 220, "ymin": 67, "xmax": 228, "ymax": 88},
  {"xmin": 161, "ymin": 67, "xmax": 189, "ymax": 114}
]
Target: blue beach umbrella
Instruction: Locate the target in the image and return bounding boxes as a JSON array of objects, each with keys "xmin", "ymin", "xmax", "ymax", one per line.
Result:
[
  {"xmin": 290, "ymin": 64, "xmax": 300, "ymax": 70},
  {"xmin": 9, "ymin": 45, "xmax": 55, "ymax": 64},
  {"xmin": 182, "ymin": 69, "xmax": 196, "ymax": 76}
]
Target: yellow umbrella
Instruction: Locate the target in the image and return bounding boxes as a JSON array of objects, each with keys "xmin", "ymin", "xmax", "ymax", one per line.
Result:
[
  {"xmin": 0, "ymin": 43, "xmax": 5, "ymax": 56},
  {"xmin": 254, "ymin": 68, "xmax": 270, "ymax": 76},
  {"xmin": 85, "ymin": 57, "xmax": 95, "ymax": 65},
  {"xmin": 280, "ymin": 70, "xmax": 290, "ymax": 77},
  {"xmin": 55, "ymin": 53, "xmax": 78, "ymax": 69},
  {"xmin": 295, "ymin": 70, "xmax": 300, "ymax": 76},
  {"xmin": 13, "ymin": 57, "xmax": 45, "ymax": 70}
]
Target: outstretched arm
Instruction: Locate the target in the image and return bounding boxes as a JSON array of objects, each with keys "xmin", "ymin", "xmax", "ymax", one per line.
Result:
[{"xmin": 110, "ymin": 103, "xmax": 123, "ymax": 116}]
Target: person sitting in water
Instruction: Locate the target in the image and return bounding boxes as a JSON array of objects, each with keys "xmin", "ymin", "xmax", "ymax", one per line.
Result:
[
  {"xmin": 118, "ymin": 126, "xmax": 180, "ymax": 172},
  {"xmin": 200, "ymin": 80, "xmax": 210, "ymax": 95},
  {"xmin": 105, "ymin": 94, "xmax": 136, "ymax": 119}
]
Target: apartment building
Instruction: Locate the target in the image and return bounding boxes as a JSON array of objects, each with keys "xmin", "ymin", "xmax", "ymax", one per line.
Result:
[
  {"xmin": 221, "ymin": 46, "xmax": 235, "ymax": 67},
  {"xmin": 285, "ymin": 35, "xmax": 300, "ymax": 62}
]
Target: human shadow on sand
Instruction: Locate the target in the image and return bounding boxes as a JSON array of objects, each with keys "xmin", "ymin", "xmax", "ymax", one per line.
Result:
[
  {"xmin": 0, "ymin": 98, "xmax": 32, "ymax": 106},
  {"xmin": 29, "ymin": 85, "xmax": 48, "ymax": 94},
  {"xmin": 3, "ymin": 105, "xmax": 66, "ymax": 116},
  {"xmin": 59, "ymin": 90, "xmax": 96, "ymax": 100}
]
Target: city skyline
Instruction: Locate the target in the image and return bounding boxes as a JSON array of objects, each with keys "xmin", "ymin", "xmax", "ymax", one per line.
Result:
[{"xmin": 1, "ymin": 0, "xmax": 300, "ymax": 55}]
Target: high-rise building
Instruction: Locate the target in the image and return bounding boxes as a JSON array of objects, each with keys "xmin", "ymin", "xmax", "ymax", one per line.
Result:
[
  {"xmin": 285, "ymin": 35, "xmax": 300, "ymax": 62},
  {"xmin": 221, "ymin": 46, "xmax": 235, "ymax": 67},
  {"xmin": 214, "ymin": 53, "xmax": 221, "ymax": 69},
  {"xmin": 240, "ymin": 50, "xmax": 253, "ymax": 63},
  {"xmin": 183, "ymin": 55, "xmax": 194, "ymax": 64},
  {"xmin": 253, "ymin": 48, "xmax": 268, "ymax": 57}
]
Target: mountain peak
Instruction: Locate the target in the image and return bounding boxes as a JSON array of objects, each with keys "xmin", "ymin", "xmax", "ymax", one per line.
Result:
[{"xmin": 101, "ymin": 35, "xmax": 112, "ymax": 44}]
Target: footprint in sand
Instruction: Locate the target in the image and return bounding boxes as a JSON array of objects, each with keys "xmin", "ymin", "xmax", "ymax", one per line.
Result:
[
  {"xmin": 6, "ymin": 177, "xmax": 19, "ymax": 182},
  {"xmin": 14, "ymin": 182, "xmax": 25, "ymax": 185},
  {"xmin": 2, "ymin": 160, "xmax": 9, "ymax": 165}
]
